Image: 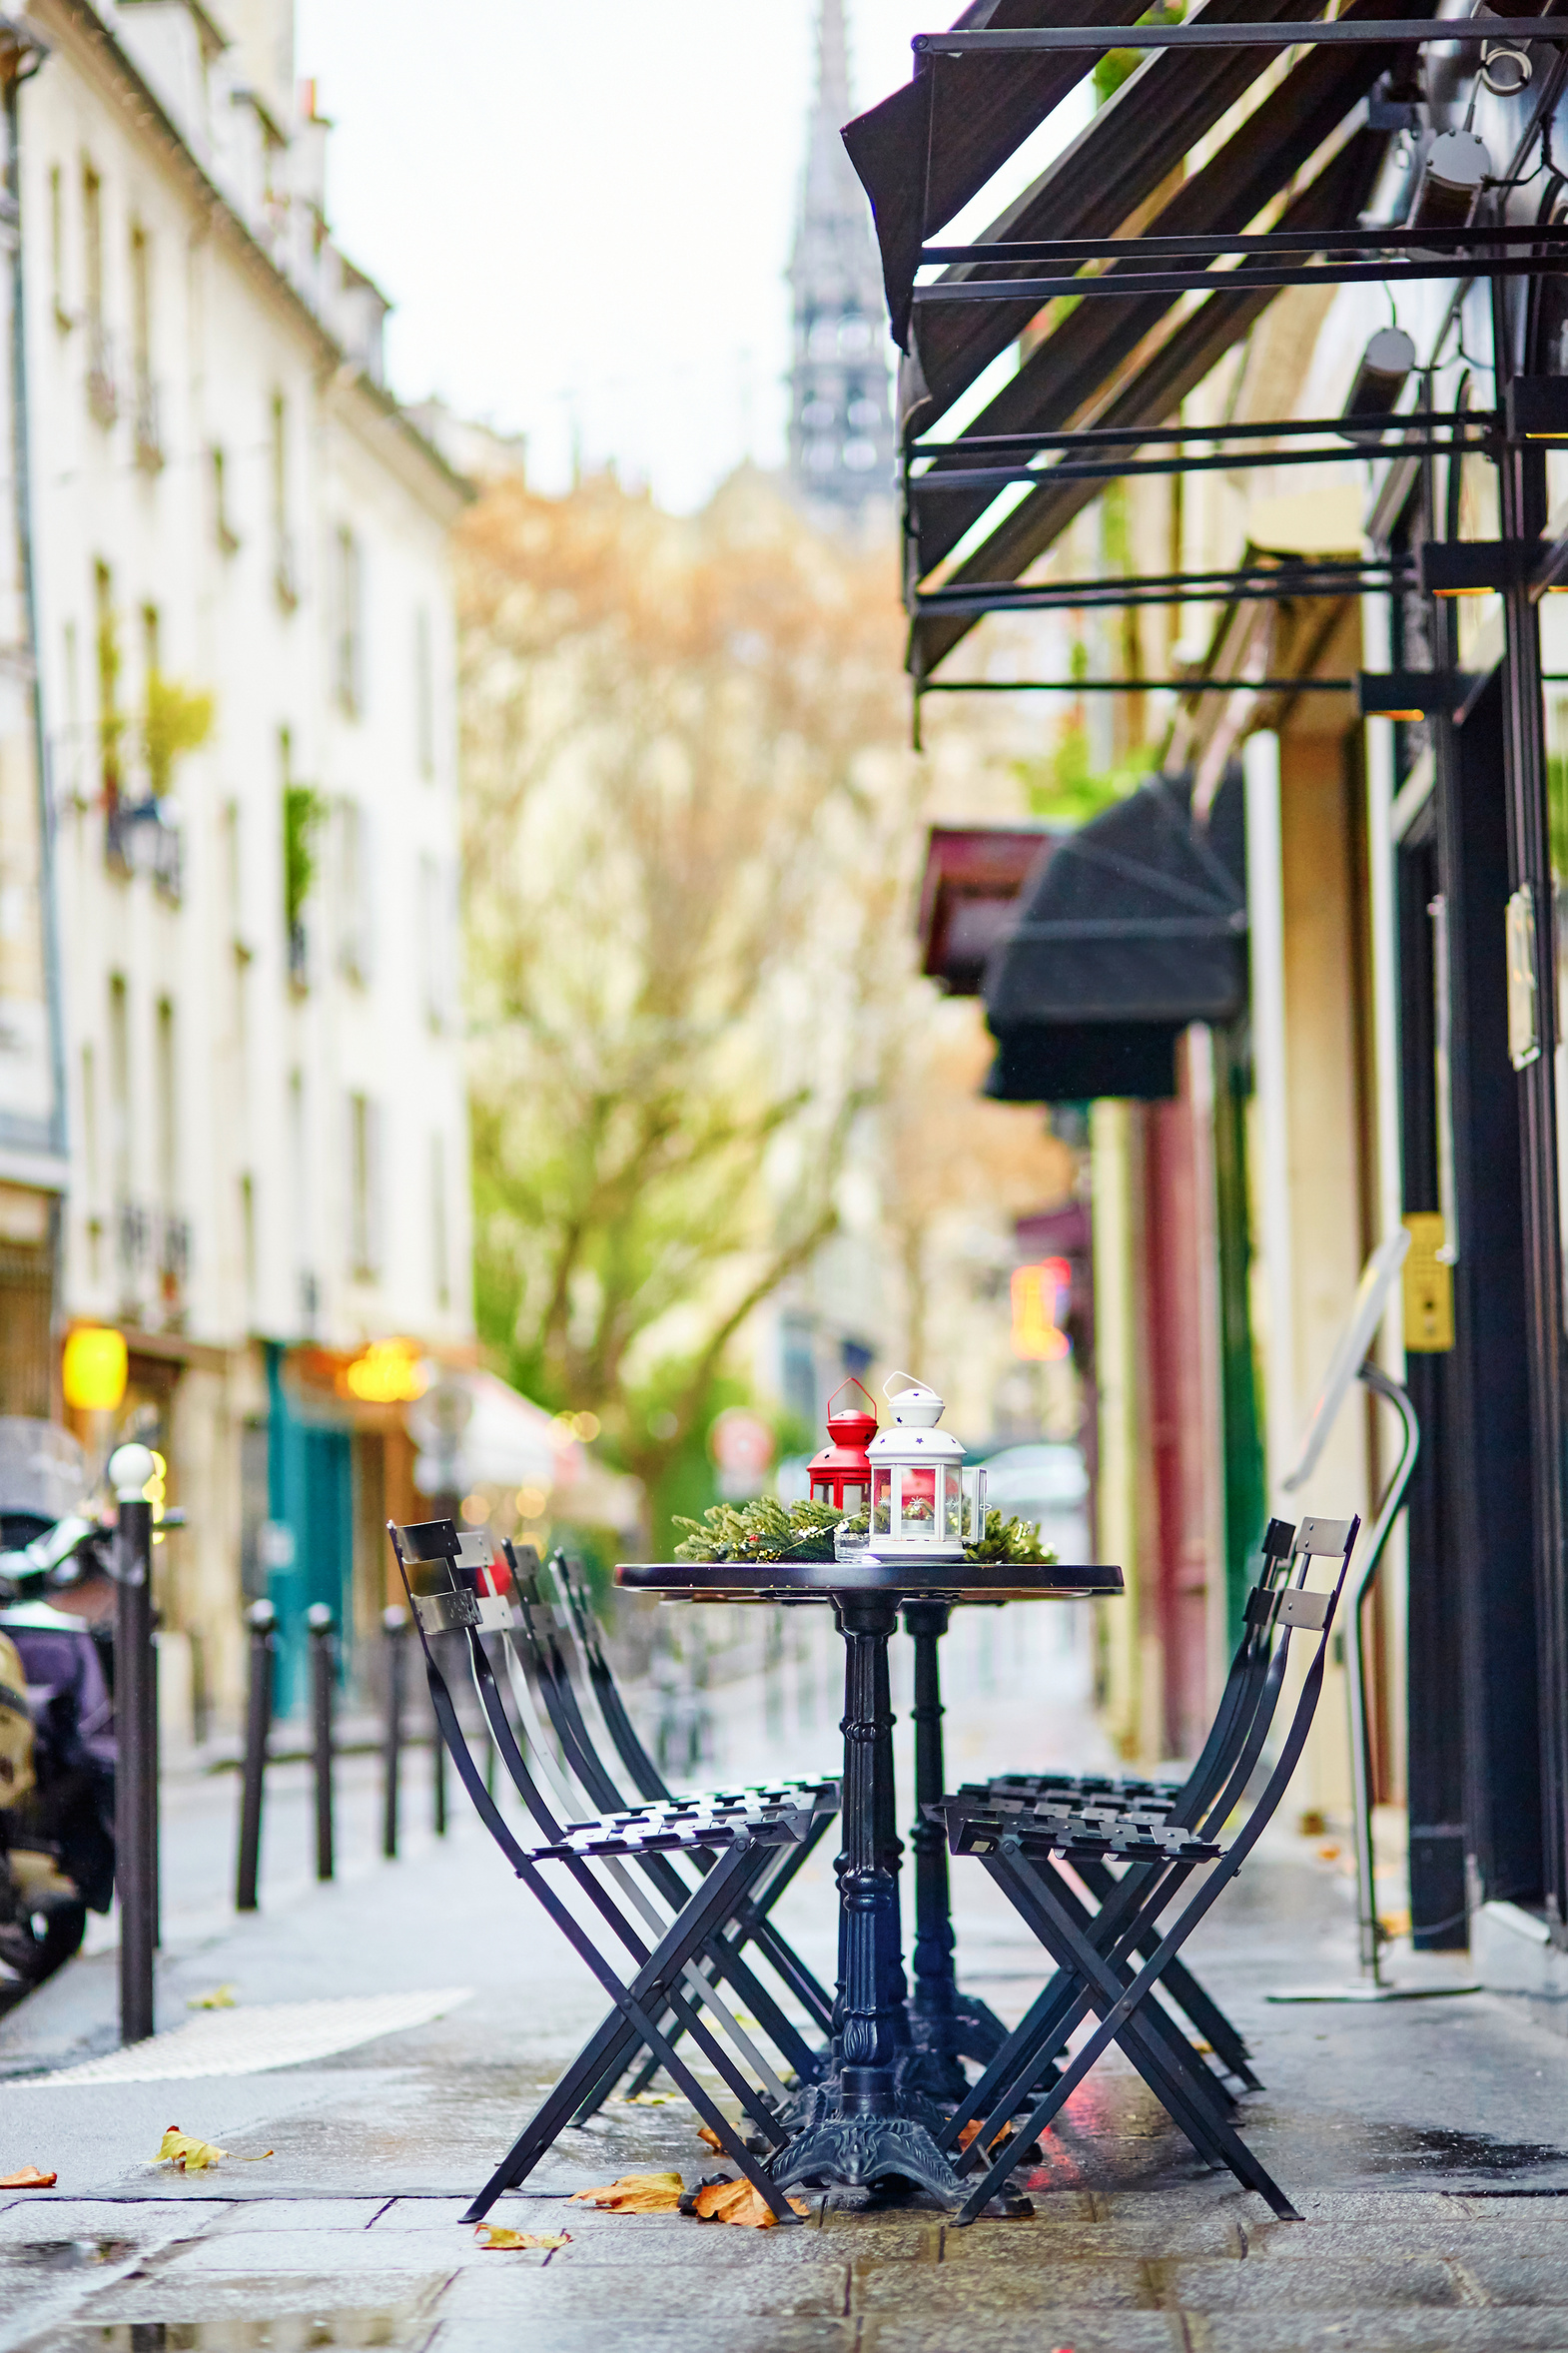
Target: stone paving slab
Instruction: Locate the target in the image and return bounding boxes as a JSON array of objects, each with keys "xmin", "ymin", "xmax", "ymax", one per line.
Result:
[
  {"xmin": 1192, "ymin": 2315, "xmax": 1568, "ymax": 2352},
  {"xmin": 422, "ymin": 2322, "xmax": 859, "ymax": 2353},
  {"xmin": 1165, "ymin": 2253, "xmax": 1471, "ymax": 2308},
  {"xmin": 857, "ymin": 2317, "xmax": 1186, "ymax": 2353}
]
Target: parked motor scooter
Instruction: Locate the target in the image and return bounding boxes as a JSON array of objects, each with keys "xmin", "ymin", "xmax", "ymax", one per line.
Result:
[{"xmin": 0, "ymin": 1420, "xmax": 117, "ymax": 1985}]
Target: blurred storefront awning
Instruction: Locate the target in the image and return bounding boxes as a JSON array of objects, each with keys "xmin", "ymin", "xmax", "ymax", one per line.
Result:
[
  {"xmin": 917, "ymin": 823, "xmax": 1060, "ymax": 995},
  {"xmin": 983, "ymin": 771, "xmax": 1245, "ymax": 1103},
  {"xmin": 406, "ymin": 1369, "xmax": 643, "ymax": 1537}
]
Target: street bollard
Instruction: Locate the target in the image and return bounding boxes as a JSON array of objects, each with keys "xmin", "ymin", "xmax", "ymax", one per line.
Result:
[
  {"xmin": 307, "ymin": 1604, "xmax": 335, "ymax": 1883},
  {"xmin": 235, "ymin": 1599, "xmax": 276, "ymax": 1913},
  {"xmin": 109, "ymin": 1444, "xmax": 158, "ymax": 2046},
  {"xmin": 382, "ymin": 1604, "xmax": 407, "ymax": 1860}
]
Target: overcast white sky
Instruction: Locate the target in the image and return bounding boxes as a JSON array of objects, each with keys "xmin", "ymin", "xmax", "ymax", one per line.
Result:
[{"xmin": 294, "ymin": 3, "xmax": 1087, "ymax": 510}]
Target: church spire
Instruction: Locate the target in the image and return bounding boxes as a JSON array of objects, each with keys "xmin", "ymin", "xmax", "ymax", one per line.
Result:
[{"xmin": 787, "ymin": 0, "xmax": 894, "ymax": 525}]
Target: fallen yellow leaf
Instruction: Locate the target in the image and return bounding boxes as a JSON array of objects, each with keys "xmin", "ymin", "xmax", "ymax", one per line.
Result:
[
  {"xmin": 697, "ymin": 2125, "xmax": 724, "ymax": 2152},
  {"xmin": 157, "ymin": 2127, "xmax": 227, "ymax": 2173},
  {"xmin": 187, "ymin": 1985, "xmax": 237, "ymax": 2010},
  {"xmin": 568, "ymin": 2170, "xmax": 684, "ymax": 2214},
  {"xmin": 472, "ymin": 2224, "xmax": 570, "ymax": 2251},
  {"xmin": 689, "ymin": 2177, "xmax": 809, "ymax": 2229},
  {"xmin": 0, "ymin": 2166, "xmax": 56, "ymax": 2188}
]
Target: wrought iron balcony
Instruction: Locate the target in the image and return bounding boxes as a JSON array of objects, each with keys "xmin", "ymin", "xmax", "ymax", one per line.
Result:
[
  {"xmin": 105, "ymin": 790, "xmax": 182, "ymax": 903},
  {"xmin": 134, "ymin": 372, "xmax": 164, "ymax": 473},
  {"xmin": 86, "ymin": 323, "xmax": 118, "ymax": 428}
]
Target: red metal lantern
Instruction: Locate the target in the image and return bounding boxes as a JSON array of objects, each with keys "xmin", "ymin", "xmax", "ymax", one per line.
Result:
[{"xmin": 807, "ymin": 1377, "xmax": 878, "ymax": 1514}]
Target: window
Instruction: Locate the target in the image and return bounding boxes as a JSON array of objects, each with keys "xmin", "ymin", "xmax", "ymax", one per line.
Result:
[
  {"xmin": 107, "ymin": 974, "xmax": 130, "ymax": 1202},
  {"xmin": 339, "ymin": 799, "xmax": 375, "ymax": 985},
  {"xmin": 130, "ymin": 224, "xmax": 160, "ymax": 468},
  {"xmin": 80, "ymin": 1042, "xmax": 98, "ymax": 1197},
  {"xmin": 414, "ymin": 607, "xmax": 434, "ymax": 777},
  {"xmin": 334, "ymin": 526, "xmax": 362, "ymax": 715},
  {"xmin": 81, "ymin": 164, "xmax": 102, "ymax": 331},
  {"xmin": 418, "ymin": 851, "xmax": 457, "ymax": 1031},
  {"xmin": 239, "ymin": 1173, "xmax": 256, "ymax": 1316},
  {"xmin": 288, "ymin": 1068, "xmax": 316, "ymax": 1329},
  {"xmin": 62, "ymin": 620, "xmax": 80, "ymax": 804},
  {"xmin": 129, "ymin": 223, "xmax": 150, "ymax": 378},
  {"xmin": 83, "ymin": 164, "xmax": 114, "ymax": 425},
  {"xmin": 272, "ymin": 392, "xmax": 297, "ymax": 609},
  {"xmin": 154, "ymin": 997, "xmax": 177, "ymax": 1211},
  {"xmin": 94, "ymin": 561, "xmax": 120, "ymax": 809},
  {"xmin": 82, "ymin": 1039, "xmax": 100, "ymax": 1283},
  {"xmin": 348, "ymin": 1092, "xmax": 382, "ymax": 1279},
  {"xmin": 212, "ymin": 447, "xmax": 239, "ymax": 555},
  {"xmin": 431, "ymin": 1134, "xmax": 449, "ymax": 1311},
  {"xmin": 49, "ymin": 165, "xmax": 67, "ymax": 328}
]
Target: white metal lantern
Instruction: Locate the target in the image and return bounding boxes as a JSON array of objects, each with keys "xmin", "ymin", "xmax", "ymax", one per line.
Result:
[{"xmin": 865, "ymin": 1372, "xmax": 984, "ymax": 1563}]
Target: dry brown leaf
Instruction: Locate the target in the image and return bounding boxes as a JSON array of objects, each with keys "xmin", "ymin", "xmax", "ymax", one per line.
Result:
[
  {"xmin": 697, "ymin": 2125, "xmax": 724, "ymax": 2152},
  {"xmin": 689, "ymin": 2178, "xmax": 809, "ymax": 2229},
  {"xmin": 472, "ymin": 2224, "xmax": 570, "ymax": 2251},
  {"xmin": 0, "ymin": 2166, "xmax": 57, "ymax": 2189},
  {"xmin": 568, "ymin": 2170, "xmax": 684, "ymax": 2214},
  {"xmin": 957, "ymin": 2119, "xmax": 1014, "ymax": 2155}
]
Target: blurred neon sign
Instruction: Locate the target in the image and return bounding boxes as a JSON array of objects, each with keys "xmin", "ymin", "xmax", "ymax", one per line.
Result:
[{"xmin": 1011, "ymin": 1258, "xmax": 1071, "ymax": 1361}]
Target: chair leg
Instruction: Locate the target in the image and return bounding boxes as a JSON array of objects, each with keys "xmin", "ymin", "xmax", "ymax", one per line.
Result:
[
  {"xmin": 465, "ymin": 1851, "xmax": 801, "ymax": 2226},
  {"xmin": 951, "ymin": 1849, "xmax": 1299, "ymax": 2226},
  {"xmin": 1070, "ymin": 1851, "xmax": 1259, "ymax": 2087},
  {"xmin": 955, "ymin": 1860, "xmax": 1235, "ymax": 2169}
]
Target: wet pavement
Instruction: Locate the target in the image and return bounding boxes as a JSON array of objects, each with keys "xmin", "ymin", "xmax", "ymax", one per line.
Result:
[{"xmin": 4, "ymin": 1605, "xmax": 1568, "ymax": 2347}]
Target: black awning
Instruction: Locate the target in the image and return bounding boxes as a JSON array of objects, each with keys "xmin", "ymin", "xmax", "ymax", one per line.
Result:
[
  {"xmin": 984, "ymin": 1021, "xmax": 1188, "ymax": 1103},
  {"xmin": 982, "ymin": 771, "xmax": 1245, "ymax": 1102},
  {"xmin": 910, "ymin": 128, "xmax": 1384, "ymax": 678},
  {"xmin": 887, "ymin": 0, "xmax": 1335, "ymax": 436},
  {"xmin": 842, "ymin": 0, "xmax": 1150, "ymax": 355}
]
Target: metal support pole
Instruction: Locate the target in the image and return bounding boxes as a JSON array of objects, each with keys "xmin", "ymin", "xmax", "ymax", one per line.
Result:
[
  {"xmin": 307, "ymin": 1603, "xmax": 335, "ymax": 1882},
  {"xmin": 236, "ymin": 1599, "xmax": 276, "ymax": 1914},
  {"xmin": 431, "ymin": 1635, "xmax": 447, "ymax": 1837},
  {"xmin": 383, "ymin": 1604, "xmax": 406, "ymax": 1860},
  {"xmin": 110, "ymin": 1445, "xmax": 156, "ymax": 2045},
  {"xmin": 1270, "ymin": 1365, "xmax": 1476, "ymax": 2000},
  {"xmin": 148, "ymin": 1616, "xmax": 160, "ymax": 1953}
]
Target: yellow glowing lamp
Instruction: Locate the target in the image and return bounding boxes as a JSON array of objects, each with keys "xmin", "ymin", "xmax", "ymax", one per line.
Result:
[
  {"xmin": 62, "ymin": 1325, "xmax": 129, "ymax": 1411},
  {"xmin": 344, "ymin": 1339, "xmax": 429, "ymax": 1404},
  {"xmin": 1011, "ymin": 1259, "xmax": 1071, "ymax": 1362}
]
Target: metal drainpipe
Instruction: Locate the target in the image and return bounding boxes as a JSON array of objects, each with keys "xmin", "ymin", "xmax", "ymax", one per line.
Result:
[{"xmin": 0, "ymin": 27, "xmax": 65, "ymax": 1187}]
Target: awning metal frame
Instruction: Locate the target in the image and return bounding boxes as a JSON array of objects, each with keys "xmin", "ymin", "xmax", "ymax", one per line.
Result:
[{"xmin": 912, "ymin": 22, "xmax": 1568, "ymax": 53}]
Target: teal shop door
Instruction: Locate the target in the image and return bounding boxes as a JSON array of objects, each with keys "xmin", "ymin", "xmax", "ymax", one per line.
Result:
[{"xmin": 266, "ymin": 1343, "xmax": 353, "ymax": 1715}]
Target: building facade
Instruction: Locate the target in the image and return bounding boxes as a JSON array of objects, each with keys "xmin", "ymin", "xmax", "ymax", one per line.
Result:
[{"xmin": 11, "ymin": 0, "xmax": 471, "ymax": 1727}]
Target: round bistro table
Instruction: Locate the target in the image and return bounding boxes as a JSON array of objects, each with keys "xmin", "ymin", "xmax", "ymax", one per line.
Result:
[{"xmin": 614, "ymin": 1554, "xmax": 1124, "ymax": 2202}]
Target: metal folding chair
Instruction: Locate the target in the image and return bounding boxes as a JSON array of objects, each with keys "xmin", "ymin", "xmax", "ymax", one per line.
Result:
[
  {"xmin": 956, "ymin": 1514, "xmax": 1301, "ymax": 2089},
  {"xmin": 936, "ymin": 1513, "xmax": 1358, "ymax": 2225},
  {"xmin": 547, "ymin": 1550, "xmax": 840, "ymax": 2065},
  {"xmin": 491, "ymin": 1540, "xmax": 838, "ymax": 2114},
  {"xmin": 387, "ymin": 1517, "xmax": 826, "ymax": 2225}
]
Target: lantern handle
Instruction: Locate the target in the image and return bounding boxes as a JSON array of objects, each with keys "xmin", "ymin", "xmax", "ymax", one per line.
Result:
[
  {"xmin": 883, "ymin": 1370, "xmax": 933, "ymax": 1400},
  {"xmin": 827, "ymin": 1375, "xmax": 877, "ymax": 1419}
]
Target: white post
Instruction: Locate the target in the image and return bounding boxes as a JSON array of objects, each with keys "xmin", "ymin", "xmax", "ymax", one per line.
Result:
[{"xmin": 1243, "ymin": 729, "xmax": 1294, "ymax": 1496}]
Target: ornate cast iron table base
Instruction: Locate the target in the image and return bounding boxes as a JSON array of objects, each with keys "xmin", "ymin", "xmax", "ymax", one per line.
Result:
[
  {"xmin": 613, "ymin": 1555, "xmax": 1123, "ymax": 2203},
  {"xmin": 772, "ymin": 2083, "xmax": 964, "ymax": 2202},
  {"xmin": 764, "ymin": 1595, "xmax": 966, "ymax": 2202}
]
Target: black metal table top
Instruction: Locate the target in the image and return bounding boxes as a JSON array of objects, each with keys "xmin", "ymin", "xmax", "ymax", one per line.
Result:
[{"xmin": 614, "ymin": 1559, "xmax": 1124, "ymax": 1604}]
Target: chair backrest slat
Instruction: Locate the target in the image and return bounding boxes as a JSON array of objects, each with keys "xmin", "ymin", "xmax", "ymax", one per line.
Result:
[
  {"xmin": 501, "ymin": 1541, "xmax": 635, "ymax": 1816},
  {"xmin": 1168, "ymin": 1516, "xmax": 1296, "ymax": 1830},
  {"xmin": 556, "ymin": 1556, "xmax": 672, "ymax": 1805}
]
